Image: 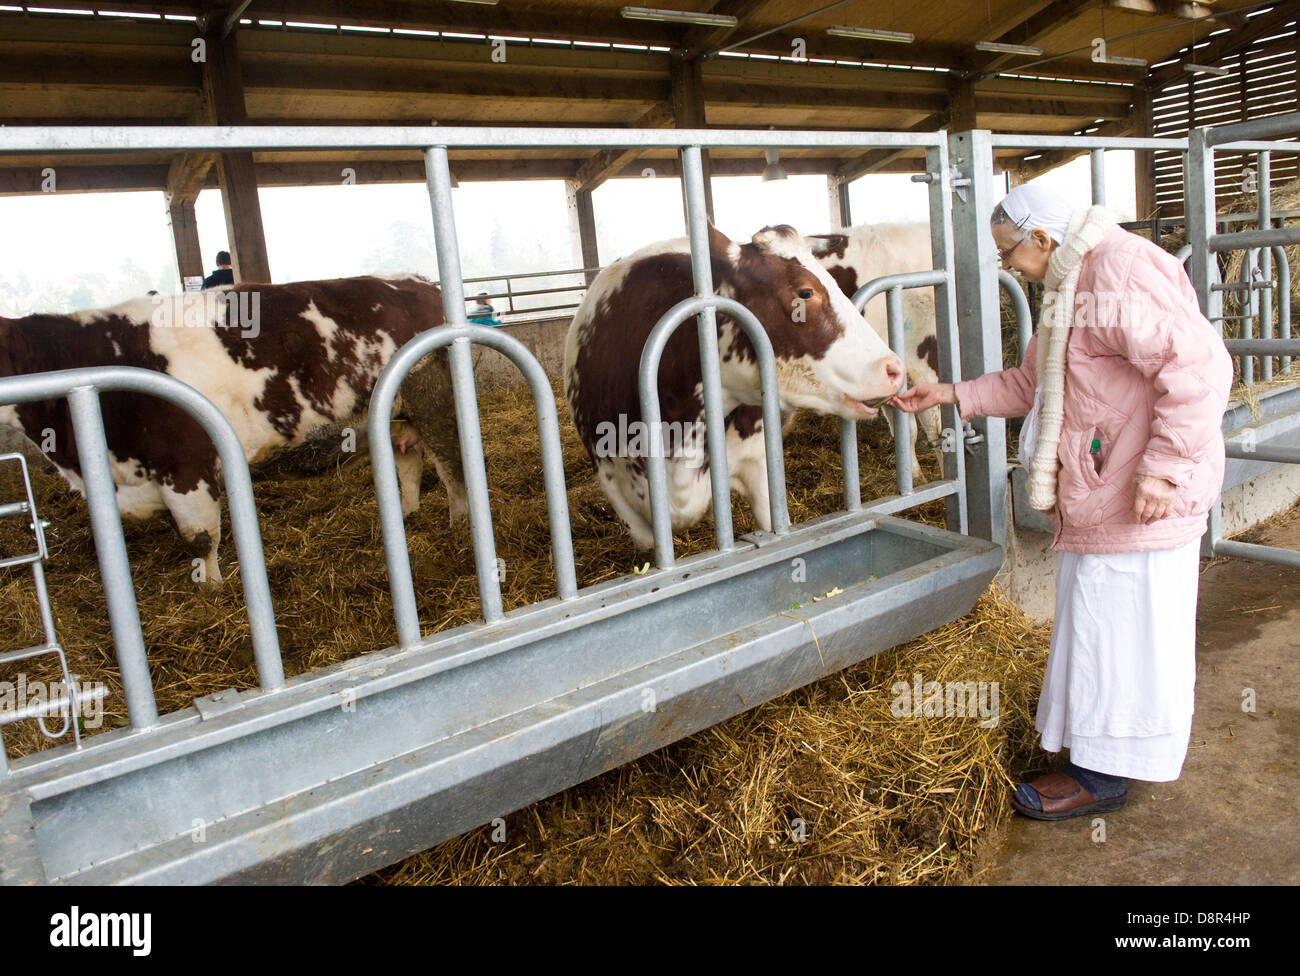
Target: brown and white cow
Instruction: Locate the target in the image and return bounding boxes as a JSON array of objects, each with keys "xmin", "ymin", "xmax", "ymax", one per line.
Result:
[
  {"xmin": 563, "ymin": 224, "xmax": 905, "ymax": 550},
  {"xmin": 0, "ymin": 274, "xmax": 464, "ymax": 584},
  {"xmin": 807, "ymin": 222, "xmax": 943, "ymax": 474}
]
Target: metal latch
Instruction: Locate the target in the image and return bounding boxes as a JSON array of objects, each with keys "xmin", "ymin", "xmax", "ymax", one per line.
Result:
[
  {"xmin": 963, "ymin": 424, "xmax": 985, "ymax": 454},
  {"xmin": 912, "ymin": 167, "xmax": 971, "ymax": 201}
]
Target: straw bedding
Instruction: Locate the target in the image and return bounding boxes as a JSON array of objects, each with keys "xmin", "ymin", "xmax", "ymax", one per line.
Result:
[{"xmin": 0, "ymin": 376, "xmax": 1053, "ymax": 885}]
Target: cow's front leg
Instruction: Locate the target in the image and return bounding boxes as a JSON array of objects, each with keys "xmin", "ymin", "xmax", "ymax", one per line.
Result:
[
  {"xmin": 726, "ymin": 424, "xmax": 772, "ymax": 534},
  {"xmin": 160, "ymin": 483, "xmax": 223, "ymax": 586}
]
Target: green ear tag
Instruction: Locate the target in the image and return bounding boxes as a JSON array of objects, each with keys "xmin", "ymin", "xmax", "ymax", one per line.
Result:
[{"xmin": 1090, "ymin": 439, "xmax": 1101, "ymax": 453}]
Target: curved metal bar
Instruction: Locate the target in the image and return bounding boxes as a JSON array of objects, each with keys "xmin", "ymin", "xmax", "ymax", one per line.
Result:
[
  {"xmin": 849, "ymin": 269, "xmax": 952, "ymax": 502},
  {"xmin": 1175, "ymin": 244, "xmax": 1192, "ymax": 265},
  {"xmin": 1273, "ymin": 245, "xmax": 1292, "ymax": 372},
  {"xmin": 998, "ymin": 270, "xmax": 1033, "ymax": 362},
  {"xmin": 637, "ymin": 295, "xmax": 789, "ymax": 569},
  {"xmin": 0, "ymin": 365, "xmax": 284, "ymax": 703},
  {"xmin": 851, "ymin": 268, "xmax": 950, "ymax": 314},
  {"xmin": 368, "ymin": 324, "xmax": 577, "ymax": 649},
  {"xmin": 1238, "ymin": 247, "xmax": 1261, "ymax": 385}
]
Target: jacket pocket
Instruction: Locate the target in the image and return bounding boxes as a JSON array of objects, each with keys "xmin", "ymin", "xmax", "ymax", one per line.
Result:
[
  {"xmin": 1080, "ymin": 426, "xmax": 1105, "ymax": 487},
  {"xmin": 1057, "ymin": 429, "xmax": 1108, "ymax": 528}
]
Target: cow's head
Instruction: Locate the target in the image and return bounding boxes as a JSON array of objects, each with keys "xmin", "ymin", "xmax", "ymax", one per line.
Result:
[{"xmin": 713, "ymin": 224, "xmax": 902, "ymax": 419}]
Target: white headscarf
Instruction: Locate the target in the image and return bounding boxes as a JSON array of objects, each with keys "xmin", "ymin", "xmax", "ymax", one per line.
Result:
[{"xmin": 998, "ymin": 184, "xmax": 1075, "ymax": 245}]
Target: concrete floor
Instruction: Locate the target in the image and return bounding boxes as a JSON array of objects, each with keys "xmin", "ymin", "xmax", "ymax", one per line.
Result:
[{"xmin": 981, "ymin": 507, "xmax": 1300, "ymax": 885}]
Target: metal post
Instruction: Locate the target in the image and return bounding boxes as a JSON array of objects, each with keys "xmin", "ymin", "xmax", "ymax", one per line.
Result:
[
  {"xmin": 1090, "ymin": 149, "xmax": 1106, "ymax": 207},
  {"xmin": 424, "ymin": 146, "xmax": 503, "ymax": 624},
  {"xmin": 886, "ymin": 286, "xmax": 913, "ymax": 496},
  {"xmin": 65, "ymin": 386, "xmax": 158, "ymax": 730},
  {"xmin": 680, "ymin": 145, "xmax": 734, "ymax": 553},
  {"xmin": 1185, "ymin": 127, "xmax": 1222, "ymax": 558},
  {"xmin": 1258, "ymin": 151, "xmax": 1273, "ymax": 382},
  {"xmin": 924, "ymin": 142, "xmax": 967, "ymax": 535},
  {"xmin": 948, "ymin": 130, "xmax": 1004, "ymax": 545}
]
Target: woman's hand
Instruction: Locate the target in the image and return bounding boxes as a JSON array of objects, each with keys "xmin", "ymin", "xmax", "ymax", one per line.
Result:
[
  {"xmin": 888, "ymin": 382, "xmax": 956, "ymax": 414},
  {"xmin": 1133, "ymin": 474, "xmax": 1178, "ymax": 523}
]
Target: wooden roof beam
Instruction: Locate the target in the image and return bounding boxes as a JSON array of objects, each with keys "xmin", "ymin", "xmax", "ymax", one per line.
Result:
[
  {"xmin": 570, "ymin": 103, "xmax": 675, "ymax": 192},
  {"xmin": 967, "ymin": 0, "xmax": 1101, "ymax": 78},
  {"xmin": 835, "ymin": 112, "xmax": 946, "ymax": 183},
  {"xmin": 164, "ymin": 153, "xmax": 217, "ymax": 205},
  {"xmin": 682, "ymin": 0, "xmax": 769, "ymax": 59}
]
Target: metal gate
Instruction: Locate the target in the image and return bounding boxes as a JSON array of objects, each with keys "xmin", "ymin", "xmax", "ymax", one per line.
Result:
[{"xmin": 0, "ymin": 124, "xmax": 1002, "ymax": 885}]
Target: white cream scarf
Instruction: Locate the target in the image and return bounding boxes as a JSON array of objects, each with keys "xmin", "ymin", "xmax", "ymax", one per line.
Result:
[{"xmin": 1021, "ymin": 205, "xmax": 1118, "ymax": 511}]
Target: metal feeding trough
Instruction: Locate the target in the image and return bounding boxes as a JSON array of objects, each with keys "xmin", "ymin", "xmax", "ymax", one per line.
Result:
[
  {"xmin": 10, "ymin": 511, "xmax": 997, "ymax": 885},
  {"xmin": 1, "ymin": 124, "xmax": 1008, "ymax": 885}
]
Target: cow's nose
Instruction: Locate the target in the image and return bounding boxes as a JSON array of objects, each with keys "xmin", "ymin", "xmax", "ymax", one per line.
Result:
[{"xmin": 884, "ymin": 355, "xmax": 905, "ymax": 388}]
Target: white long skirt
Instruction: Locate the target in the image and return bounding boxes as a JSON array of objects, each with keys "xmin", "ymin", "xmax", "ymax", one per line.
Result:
[{"xmin": 1035, "ymin": 538, "xmax": 1201, "ymax": 782}]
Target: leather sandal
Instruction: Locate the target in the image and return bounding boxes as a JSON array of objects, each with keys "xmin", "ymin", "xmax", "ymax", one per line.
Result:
[{"xmin": 1010, "ymin": 769, "xmax": 1128, "ymax": 821}]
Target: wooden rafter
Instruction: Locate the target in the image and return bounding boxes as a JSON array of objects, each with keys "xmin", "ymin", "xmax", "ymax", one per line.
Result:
[{"xmin": 570, "ymin": 103, "xmax": 675, "ymax": 192}]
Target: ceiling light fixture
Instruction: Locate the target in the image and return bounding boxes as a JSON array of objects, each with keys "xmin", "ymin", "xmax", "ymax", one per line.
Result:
[
  {"xmin": 761, "ymin": 148, "xmax": 788, "ymax": 183},
  {"xmin": 445, "ymin": 0, "xmax": 500, "ymax": 5},
  {"xmin": 973, "ymin": 41, "xmax": 1044, "ymax": 56},
  {"xmin": 826, "ymin": 25, "xmax": 915, "ymax": 43},
  {"xmin": 1104, "ymin": 54, "xmax": 1148, "ymax": 66},
  {"xmin": 1184, "ymin": 62, "xmax": 1230, "ymax": 75},
  {"xmin": 621, "ymin": 7, "xmax": 738, "ymax": 28}
]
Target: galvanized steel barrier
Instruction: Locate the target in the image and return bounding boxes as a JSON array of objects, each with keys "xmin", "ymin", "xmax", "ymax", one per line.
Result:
[
  {"xmin": 0, "ymin": 123, "xmax": 1013, "ymax": 884},
  {"xmin": 1185, "ymin": 111, "xmax": 1300, "ymax": 570}
]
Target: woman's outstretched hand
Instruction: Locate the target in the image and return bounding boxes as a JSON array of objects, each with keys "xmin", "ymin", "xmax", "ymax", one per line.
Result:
[
  {"xmin": 888, "ymin": 382, "xmax": 957, "ymax": 414},
  {"xmin": 1133, "ymin": 474, "xmax": 1178, "ymax": 523}
]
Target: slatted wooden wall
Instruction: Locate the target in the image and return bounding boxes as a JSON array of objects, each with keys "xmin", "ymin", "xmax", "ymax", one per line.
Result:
[{"xmin": 1150, "ymin": 13, "xmax": 1299, "ymax": 217}]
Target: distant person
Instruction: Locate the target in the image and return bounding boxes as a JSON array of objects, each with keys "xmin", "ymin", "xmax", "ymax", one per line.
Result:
[
  {"xmin": 201, "ymin": 251, "xmax": 234, "ymax": 290},
  {"xmin": 467, "ymin": 292, "xmax": 501, "ymax": 326}
]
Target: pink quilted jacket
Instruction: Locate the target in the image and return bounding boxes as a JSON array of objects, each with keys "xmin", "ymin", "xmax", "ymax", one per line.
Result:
[{"xmin": 955, "ymin": 227, "xmax": 1233, "ymax": 554}]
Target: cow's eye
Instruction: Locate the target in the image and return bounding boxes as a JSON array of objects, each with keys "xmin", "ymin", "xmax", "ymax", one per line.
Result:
[{"xmin": 797, "ymin": 288, "xmax": 813, "ymax": 300}]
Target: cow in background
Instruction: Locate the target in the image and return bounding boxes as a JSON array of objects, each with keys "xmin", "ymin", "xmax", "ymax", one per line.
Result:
[
  {"xmin": 0, "ymin": 274, "xmax": 464, "ymax": 584},
  {"xmin": 564, "ymin": 224, "xmax": 905, "ymax": 551},
  {"xmin": 808, "ymin": 222, "xmax": 944, "ymax": 477}
]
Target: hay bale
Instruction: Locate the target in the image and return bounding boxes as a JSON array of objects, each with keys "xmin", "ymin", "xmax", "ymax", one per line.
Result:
[{"xmin": 0, "ymin": 381, "xmax": 1042, "ymax": 884}]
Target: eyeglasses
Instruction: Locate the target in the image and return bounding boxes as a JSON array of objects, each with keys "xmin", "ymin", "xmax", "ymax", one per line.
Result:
[{"xmin": 997, "ymin": 237, "xmax": 1028, "ymax": 266}]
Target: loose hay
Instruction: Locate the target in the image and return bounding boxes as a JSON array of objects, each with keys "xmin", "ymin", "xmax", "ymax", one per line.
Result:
[
  {"xmin": 0, "ymin": 380, "xmax": 1048, "ymax": 884},
  {"xmin": 363, "ymin": 584, "xmax": 1049, "ymax": 886}
]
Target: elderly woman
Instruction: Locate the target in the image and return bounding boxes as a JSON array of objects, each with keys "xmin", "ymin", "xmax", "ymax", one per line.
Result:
[{"xmin": 891, "ymin": 183, "xmax": 1232, "ymax": 820}]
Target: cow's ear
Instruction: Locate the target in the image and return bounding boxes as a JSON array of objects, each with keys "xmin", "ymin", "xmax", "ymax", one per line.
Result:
[
  {"xmin": 707, "ymin": 223, "xmax": 735, "ymax": 263},
  {"xmin": 750, "ymin": 224, "xmax": 803, "ymax": 257},
  {"xmin": 807, "ymin": 234, "xmax": 848, "ymax": 258}
]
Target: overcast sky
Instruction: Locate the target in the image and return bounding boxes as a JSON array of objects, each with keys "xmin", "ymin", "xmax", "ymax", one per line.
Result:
[{"xmin": 0, "ymin": 151, "xmax": 1134, "ymax": 316}]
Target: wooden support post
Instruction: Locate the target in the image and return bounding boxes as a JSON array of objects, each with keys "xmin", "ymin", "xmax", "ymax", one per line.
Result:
[
  {"xmin": 167, "ymin": 200, "xmax": 204, "ymax": 285},
  {"xmin": 163, "ymin": 152, "xmax": 214, "ymax": 286},
  {"xmin": 827, "ymin": 176, "xmax": 851, "ymax": 230},
  {"xmin": 201, "ymin": 24, "xmax": 271, "ymax": 283},
  {"xmin": 947, "ymin": 74, "xmax": 978, "ymax": 132},
  {"xmin": 1133, "ymin": 82, "xmax": 1157, "ymax": 220},
  {"xmin": 565, "ymin": 180, "xmax": 600, "ymax": 283},
  {"xmin": 670, "ymin": 57, "xmax": 714, "ymax": 223}
]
